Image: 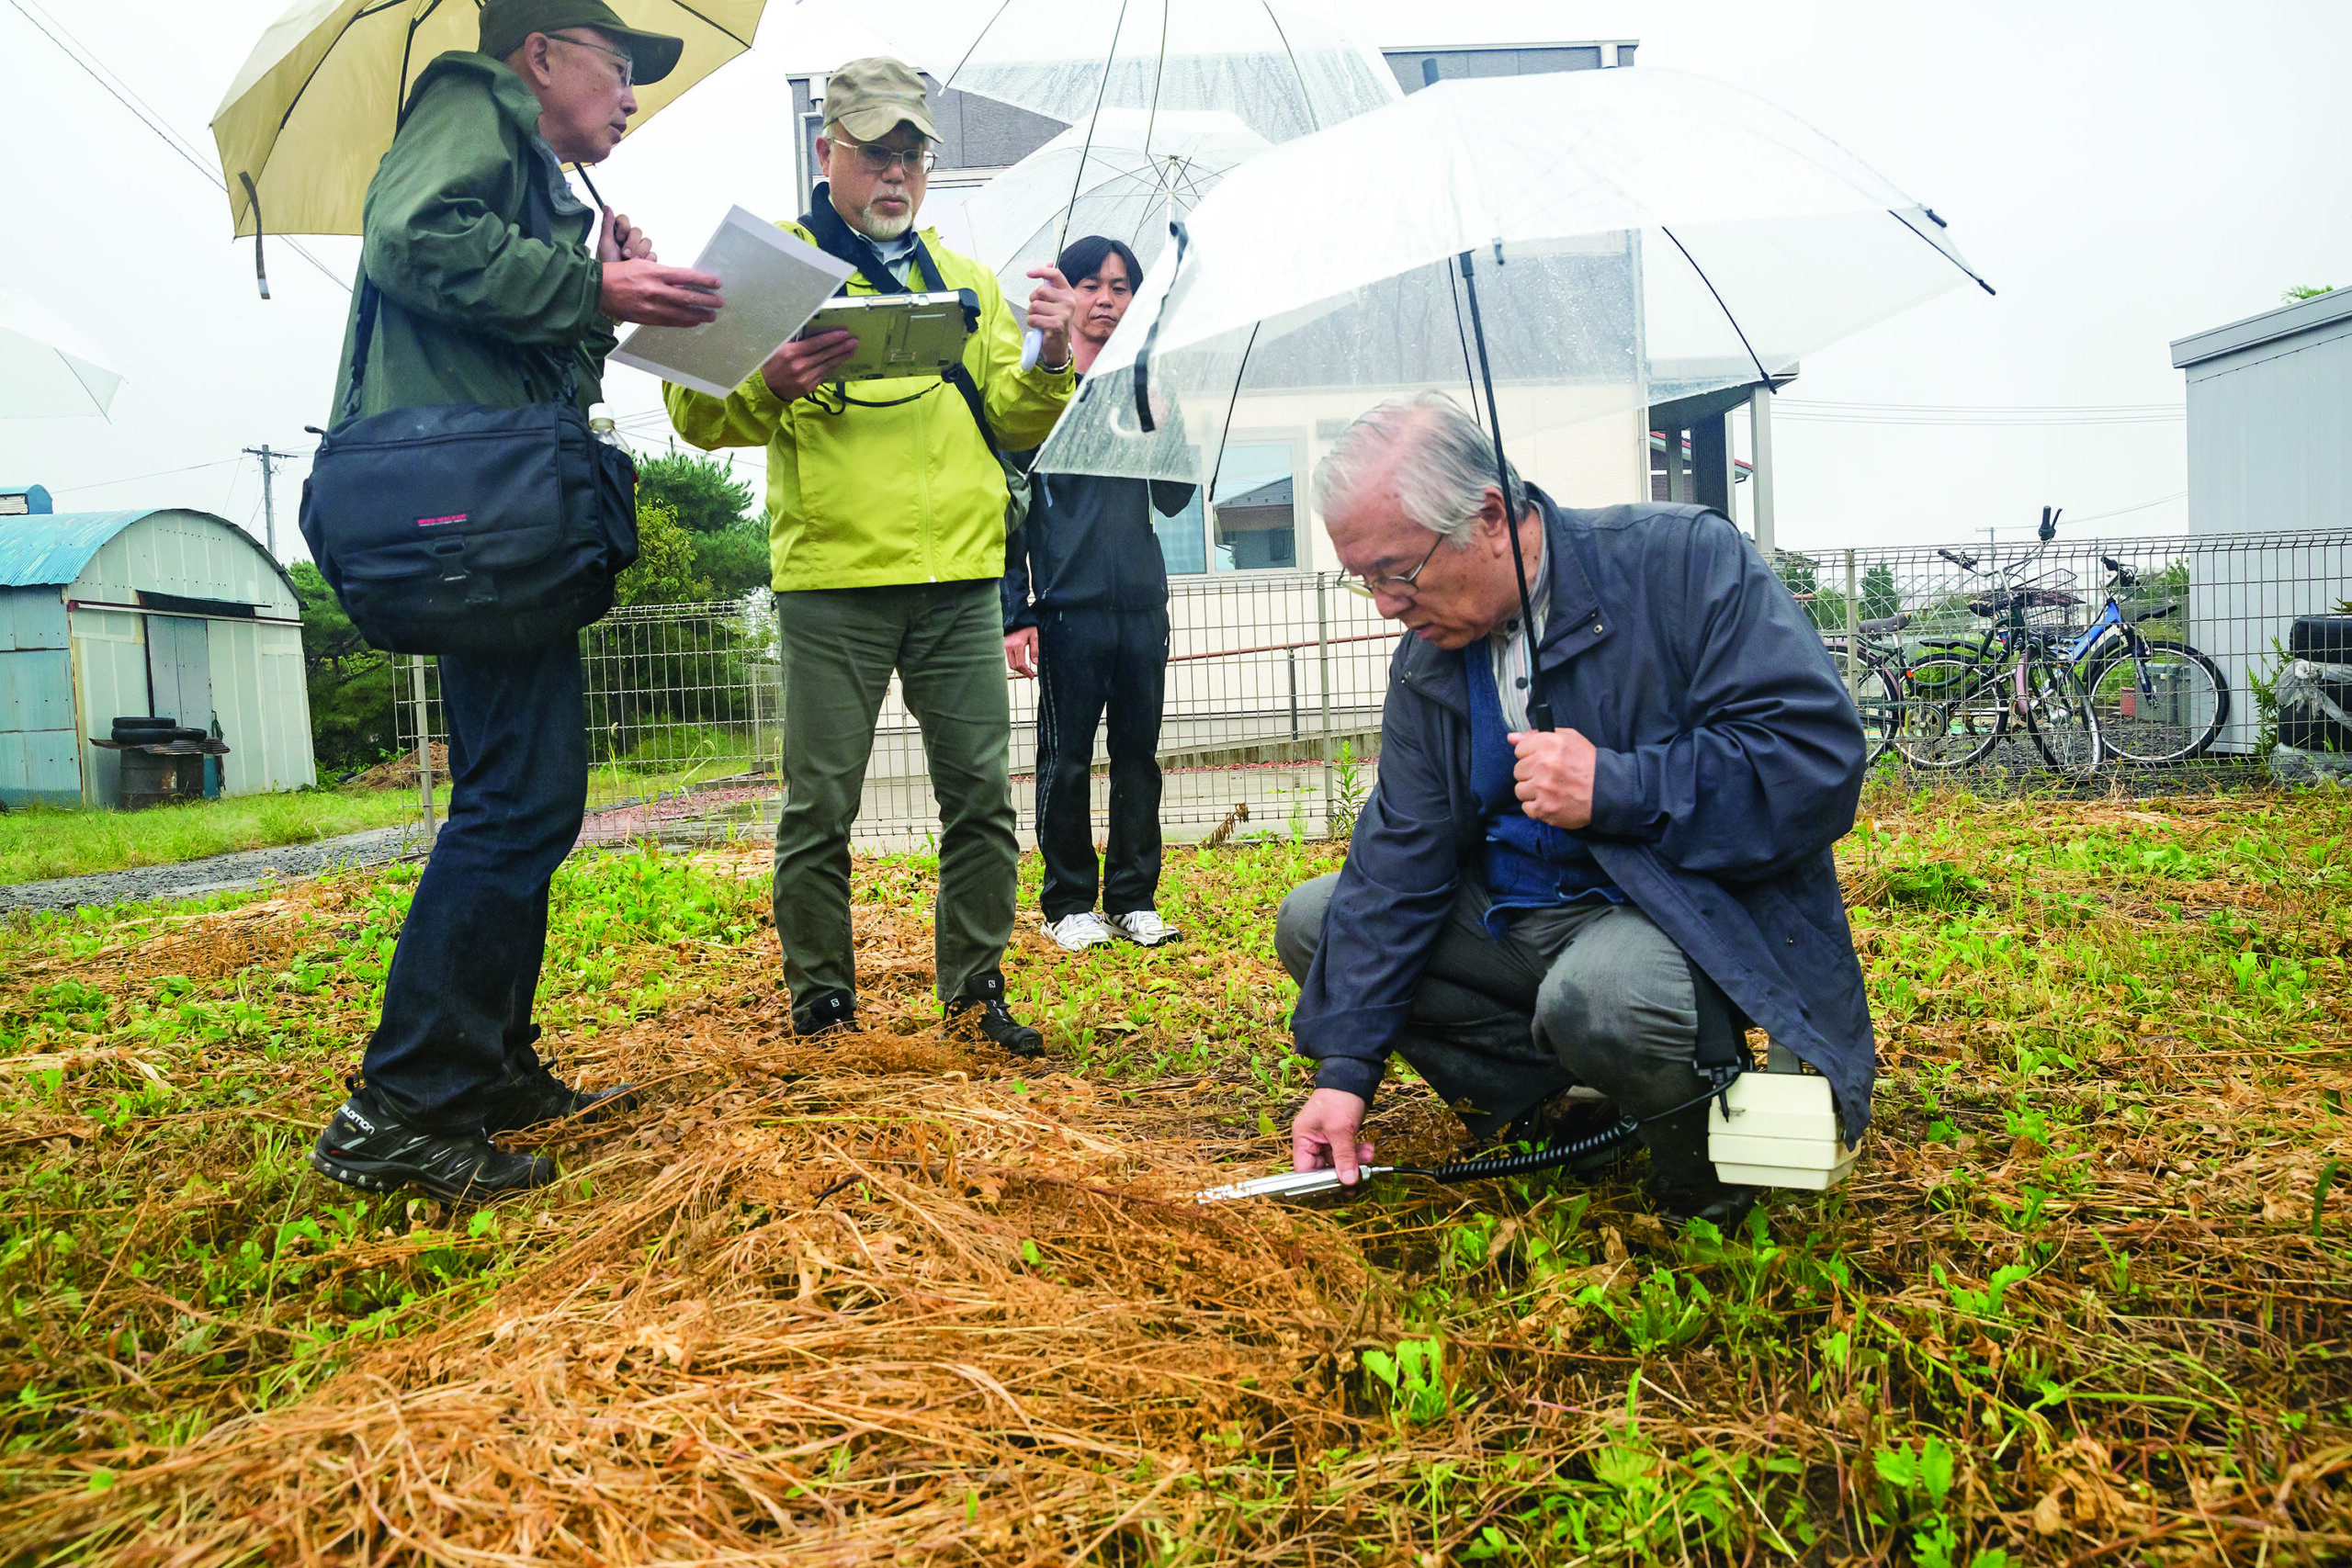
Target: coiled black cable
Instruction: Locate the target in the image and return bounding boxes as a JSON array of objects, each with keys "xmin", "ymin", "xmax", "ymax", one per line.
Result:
[
  {"xmin": 1396, "ymin": 1115, "xmax": 1640, "ymax": 1183},
  {"xmin": 1387, "ymin": 1083, "xmax": 1732, "ymax": 1186}
]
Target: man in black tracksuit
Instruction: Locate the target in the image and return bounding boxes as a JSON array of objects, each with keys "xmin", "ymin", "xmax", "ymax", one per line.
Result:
[{"xmin": 1002, "ymin": 236, "xmax": 1195, "ymax": 952}]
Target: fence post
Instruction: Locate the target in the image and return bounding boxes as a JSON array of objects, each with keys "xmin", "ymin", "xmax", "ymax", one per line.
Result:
[
  {"xmin": 1844, "ymin": 547, "xmax": 1860, "ymax": 692},
  {"xmin": 410, "ymin": 654, "xmax": 435, "ymax": 840},
  {"xmin": 1287, "ymin": 649, "xmax": 1299, "ymax": 739},
  {"xmin": 1317, "ymin": 575, "xmax": 1334, "ymax": 832}
]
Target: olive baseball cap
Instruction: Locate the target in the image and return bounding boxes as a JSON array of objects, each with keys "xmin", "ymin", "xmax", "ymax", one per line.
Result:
[
  {"xmin": 479, "ymin": 0, "xmax": 686, "ymax": 86},
  {"xmin": 822, "ymin": 56, "xmax": 940, "ymax": 143}
]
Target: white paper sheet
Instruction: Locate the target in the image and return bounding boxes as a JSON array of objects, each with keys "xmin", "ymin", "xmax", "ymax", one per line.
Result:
[{"xmin": 609, "ymin": 207, "xmax": 854, "ymax": 398}]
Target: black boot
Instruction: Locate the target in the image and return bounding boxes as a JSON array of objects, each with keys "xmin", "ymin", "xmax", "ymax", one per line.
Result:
[
  {"xmin": 944, "ymin": 971, "xmax": 1045, "ymax": 1058},
  {"xmin": 1639, "ymin": 1100, "xmax": 1759, "ymax": 1231},
  {"xmin": 794, "ymin": 988, "xmax": 856, "ymax": 1038},
  {"xmin": 311, "ymin": 1098, "xmax": 554, "ymax": 1202},
  {"xmin": 484, "ymin": 1066, "xmax": 638, "ymax": 1135}
]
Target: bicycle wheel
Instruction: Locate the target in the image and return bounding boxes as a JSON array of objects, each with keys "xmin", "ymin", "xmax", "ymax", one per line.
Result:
[
  {"xmin": 2085, "ymin": 641, "xmax": 2231, "ymax": 764},
  {"xmin": 1891, "ymin": 652, "xmax": 2006, "ymax": 769},
  {"xmin": 2021, "ymin": 658, "xmax": 2103, "ymax": 773},
  {"xmin": 1828, "ymin": 646, "xmax": 1905, "ymax": 763}
]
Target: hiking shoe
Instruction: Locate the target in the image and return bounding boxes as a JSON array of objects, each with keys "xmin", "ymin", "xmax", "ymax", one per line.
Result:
[
  {"xmin": 484, "ymin": 1067, "xmax": 638, "ymax": 1135},
  {"xmin": 1108, "ymin": 909, "xmax": 1180, "ymax": 947},
  {"xmin": 1044, "ymin": 910, "xmax": 1117, "ymax": 951},
  {"xmin": 1647, "ymin": 1174, "xmax": 1761, "ymax": 1233},
  {"xmin": 310, "ymin": 1100, "xmax": 554, "ymax": 1202},
  {"xmin": 793, "ymin": 988, "xmax": 857, "ymax": 1038},
  {"xmin": 944, "ymin": 971, "xmax": 1045, "ymax": 1058}
]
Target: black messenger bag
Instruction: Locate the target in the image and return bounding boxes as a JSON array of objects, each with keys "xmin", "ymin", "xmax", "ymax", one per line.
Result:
[{"xmin": 297, "ymin": 279, "xmax": 639, "ymax": 658}]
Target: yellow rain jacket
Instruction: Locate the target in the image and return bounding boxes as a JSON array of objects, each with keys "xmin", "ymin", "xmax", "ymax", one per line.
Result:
[{"xmin": 662, "ymin": 220, "xmax": 1074, "ymax": 592}]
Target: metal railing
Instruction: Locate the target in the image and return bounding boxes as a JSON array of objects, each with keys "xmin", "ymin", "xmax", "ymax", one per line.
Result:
[{"xmin": 390, "ymin": 526, "xmax": 2352, "ymax": 853}]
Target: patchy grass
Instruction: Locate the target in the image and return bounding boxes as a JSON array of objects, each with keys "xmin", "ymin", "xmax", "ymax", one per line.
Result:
[
  {"xmin": 0, "ymin": 786, "xmax": 450, "ymax": 887},
  {"xmin": 0, "ymin": 787, "xmax": 2345, "ymax": 1562}
]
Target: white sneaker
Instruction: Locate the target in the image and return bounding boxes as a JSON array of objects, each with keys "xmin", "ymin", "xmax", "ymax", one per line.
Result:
[
  {"xmin": 1044, "ymin": 911, "xmax": 1117, "ymax": 951},
  {"xmin": 1109, "ymin": 909, "xmax": 1180, "ymax": 946}
]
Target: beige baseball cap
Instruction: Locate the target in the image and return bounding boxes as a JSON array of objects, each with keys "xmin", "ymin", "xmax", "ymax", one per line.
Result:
[{"xmin": 822, "ymin": 56, "xmax": 940, "ymax": 143}]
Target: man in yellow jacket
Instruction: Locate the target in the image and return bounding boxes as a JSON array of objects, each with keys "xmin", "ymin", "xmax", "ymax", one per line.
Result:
[{"xmin": 665, "ymin": 58, "xmax": 1077, "ymax": 1054}]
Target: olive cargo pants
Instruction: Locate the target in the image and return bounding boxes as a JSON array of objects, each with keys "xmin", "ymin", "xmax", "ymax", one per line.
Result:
[{"xmin": 773, "ymin": 581, "xmax": 1018, "ymax": 1023}]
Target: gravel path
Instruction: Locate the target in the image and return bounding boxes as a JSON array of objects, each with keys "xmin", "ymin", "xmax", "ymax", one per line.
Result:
[{"xmin": 0, "ymin": 825, "xmax": 426, "ymax": 914}]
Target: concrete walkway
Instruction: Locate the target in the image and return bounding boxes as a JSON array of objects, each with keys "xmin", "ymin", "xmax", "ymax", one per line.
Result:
[{"xmin": 0, "ymin": 824, "xmax": 424, "ymax": 914}]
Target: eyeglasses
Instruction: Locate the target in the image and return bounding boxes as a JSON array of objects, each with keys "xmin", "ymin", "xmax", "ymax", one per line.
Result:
[
  {"xmin": 548, "ymin": 32, "xmax": 634, "ymax": 88},
  {"xmin": 1338, "ymin": 530, "xmax": 1448, "ymax": 600},
  {"xmin": 832, "ymin": 137, "xmax": 939, "ymax": 176}
]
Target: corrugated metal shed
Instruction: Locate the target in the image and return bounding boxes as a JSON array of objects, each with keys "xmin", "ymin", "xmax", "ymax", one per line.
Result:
[
  {"xmin": 0, "ymin": 510, "xmax": 150, "ymax": 588},
  {"xmin": 2167, "ymin": 290, "xmax": 2352, "ymax": 753},
  {"xmin": 0, "ymin": 507, "xmax": 315, "ymax": 807},
  {"xmin": 0, "ymin": 482, "xmax": 53, "ymax": 515},
  {"xmin": 0, "ymin": 509, "xmax": 300, "ymax": 600}
]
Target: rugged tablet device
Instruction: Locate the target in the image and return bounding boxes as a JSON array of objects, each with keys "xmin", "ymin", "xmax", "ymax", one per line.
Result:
[{"xmin": 797, "ymin": 288, "xmax": 979, "ymax": 382}]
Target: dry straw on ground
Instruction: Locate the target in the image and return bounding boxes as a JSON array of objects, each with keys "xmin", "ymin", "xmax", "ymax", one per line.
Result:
[{"xmin": 1, "ymin": 791, "xmax": 2348, "ymax": 1563}]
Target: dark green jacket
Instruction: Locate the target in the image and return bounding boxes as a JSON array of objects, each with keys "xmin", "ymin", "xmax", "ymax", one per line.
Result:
[{"xmin": 330, "ymin": 52, "xmax": 615, "ymax": 421}]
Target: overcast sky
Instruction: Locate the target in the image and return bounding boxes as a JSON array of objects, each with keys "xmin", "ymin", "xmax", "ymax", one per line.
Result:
[{"xmin": 5, "ymin": 0, "xmax": 2345, "ymax": 555}]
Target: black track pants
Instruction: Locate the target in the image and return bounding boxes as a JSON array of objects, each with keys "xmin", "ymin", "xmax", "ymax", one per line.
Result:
[{"xmin": 1034, "ymin": 604, "xmax": 1169, "ymax": 922}]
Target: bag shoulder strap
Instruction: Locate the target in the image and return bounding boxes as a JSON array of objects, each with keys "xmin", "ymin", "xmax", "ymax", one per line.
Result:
[
  {"xmin": 342, "ymin": 145, "xmax": 579, "ymax": 423},
  {"xmin": 913, "ymin": 237, "xmax": 1030, "ymax": 476},
  {"xmin": 799, "ymin": 190, "xmax": 1024, "ymax": 472}
]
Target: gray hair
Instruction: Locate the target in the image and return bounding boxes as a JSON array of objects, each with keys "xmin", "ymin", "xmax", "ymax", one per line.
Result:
[{"xmin": 1311, "ymin": 391, "xmax": 1523, "ymax": 547}]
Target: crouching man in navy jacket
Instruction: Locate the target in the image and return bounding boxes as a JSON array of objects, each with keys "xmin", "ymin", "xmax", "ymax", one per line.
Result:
[{"xmin": 1278, "ymin": 393, "xmax": 1874, "ymax": 1226}]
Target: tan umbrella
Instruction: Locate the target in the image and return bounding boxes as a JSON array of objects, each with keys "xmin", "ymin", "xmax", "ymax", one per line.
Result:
[{"xmin": 210, "ymin": 0, "xmax": 764, "ymax": 290}]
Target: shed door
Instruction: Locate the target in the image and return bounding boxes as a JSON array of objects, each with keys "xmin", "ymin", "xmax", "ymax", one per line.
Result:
[{"xmin": 145, "ymin": 615, "xmax": 213, "ymax": 730}]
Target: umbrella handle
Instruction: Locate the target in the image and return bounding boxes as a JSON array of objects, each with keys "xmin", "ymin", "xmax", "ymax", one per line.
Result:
[
  {"xmin": 1133, "ymin": 220, "xmax": 1189, "ymax": 434},
  {"xmin": 1456, "ymin": 248, "xmax": 1551, "ymax": 730},
  {"xmin": 239, "ymin": 174, "xmax": 270, "ymax": 302}
]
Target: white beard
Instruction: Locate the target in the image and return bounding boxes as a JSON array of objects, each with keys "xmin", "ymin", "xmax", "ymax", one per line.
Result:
[{"xmin": 857, "ymin": 201, "xmax": 915, "ymax": 240}]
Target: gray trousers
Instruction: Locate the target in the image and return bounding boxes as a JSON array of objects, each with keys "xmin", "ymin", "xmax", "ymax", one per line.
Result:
[{"xmin": 1276, "ymin": 874, "xmax": 1747, "ymax": 1201}]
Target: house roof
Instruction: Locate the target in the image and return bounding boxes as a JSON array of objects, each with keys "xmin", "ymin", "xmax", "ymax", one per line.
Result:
[
  {"xmin": 0, "ymin": 510, "xmax": 152, "ymax": 588},
  {"xmin": 2170, "ymin": 288, "xmax": 2352, "ymax": 370},
  {"xmin": 1216, "ymin": 477, "xmax": 1294, "ymax": 510},
  {"xmin": 0, "ymin": 508, "xmax": 296, "ymax": 596}
]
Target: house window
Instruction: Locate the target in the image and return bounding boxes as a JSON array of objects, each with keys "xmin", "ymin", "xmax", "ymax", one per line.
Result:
[{"xmin": 1155, "ymin": 440, "xmax": 1302, "ymax": 574}]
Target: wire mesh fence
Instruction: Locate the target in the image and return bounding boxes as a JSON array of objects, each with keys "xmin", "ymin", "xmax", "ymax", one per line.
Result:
[{"xmin": 390, "ymin": 526, "xmax": 2352, "ymax": 855}]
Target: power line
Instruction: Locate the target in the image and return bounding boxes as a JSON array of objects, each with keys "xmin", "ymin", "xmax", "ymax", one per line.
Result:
[
  {"xmin": 51, "ymin": 457, "xmax": 245, "ymax": 494},
  {"xmin": 6, "ymin": 0, "xmax": 349, "ymax": 293},
  {"xmin": 2062, "ymin": 490, "xmax": 2188, "ymax": 525}
]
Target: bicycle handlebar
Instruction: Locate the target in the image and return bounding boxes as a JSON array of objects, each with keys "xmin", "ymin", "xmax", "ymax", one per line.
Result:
[
  {"xmin": 2101, "ymin": 554, "xmax": 2138, "ymax": 587},
  {"xmin": 1939, "ymin": 547, "xmax": 1977, "ymax": 571}
]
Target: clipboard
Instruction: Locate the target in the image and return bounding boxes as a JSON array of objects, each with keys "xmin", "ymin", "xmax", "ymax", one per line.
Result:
[{"xmin": 798, "ymin": 289, "xmax": 980, "ymax": 382}]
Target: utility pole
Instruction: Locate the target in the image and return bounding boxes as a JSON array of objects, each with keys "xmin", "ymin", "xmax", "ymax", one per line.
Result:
[{"xmin": 242, "ymin": 445, "xmax": 282, "ymax": 559}]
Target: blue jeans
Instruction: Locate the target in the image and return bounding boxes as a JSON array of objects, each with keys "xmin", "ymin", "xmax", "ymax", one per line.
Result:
[{"xmin": 359, "ymin": 637, "xmax": 586, "ymax": 1130}]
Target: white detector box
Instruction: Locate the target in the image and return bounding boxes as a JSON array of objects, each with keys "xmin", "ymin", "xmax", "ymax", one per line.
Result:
[{"xmin": 1707, "ymin": 1072, "xmax": 1860, "ymax": 1190}]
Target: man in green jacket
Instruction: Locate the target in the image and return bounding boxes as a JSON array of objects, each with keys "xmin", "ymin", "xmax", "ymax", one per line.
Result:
[
  {"xmin": 665, "ymin": 58, "xmax": 1078, "ymax": 1055},
  {"xmin": 311, "ymin": 0, "xmax": 723, "ymax": 1203}
]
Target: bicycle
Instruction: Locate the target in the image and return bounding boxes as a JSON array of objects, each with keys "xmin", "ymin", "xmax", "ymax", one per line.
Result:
[
  {"xmin": 1884, "ymin": 508, "xmax": 2105, "ymax": 773},
  {"xmin": 1797, "ymin": 596, "xmax": 1908, "ymax": 765},
  {"xmin": 2073, "ymin": 556, "xmax": 2230, "ymax": 764},
  {"xmin": 1923, "ymin": 536, "xmax": 2230, "ymax": 767}
]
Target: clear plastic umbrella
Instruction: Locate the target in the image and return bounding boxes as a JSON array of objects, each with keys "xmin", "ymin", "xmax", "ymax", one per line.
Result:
[
  {"xmin": 1036, "ymin": 66, "xmax": 1991, "ymax": 506},
  {"xmin": 804, "ymin": 0, "xmax": 1399, "ymax": 148},
  {"xmin": 958, "ymin": 107, "xmax": 1270, "ymax": 296},
  {"xmin": 0, "ymin": 288, "xmax": 126, "ymax": 420}
]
